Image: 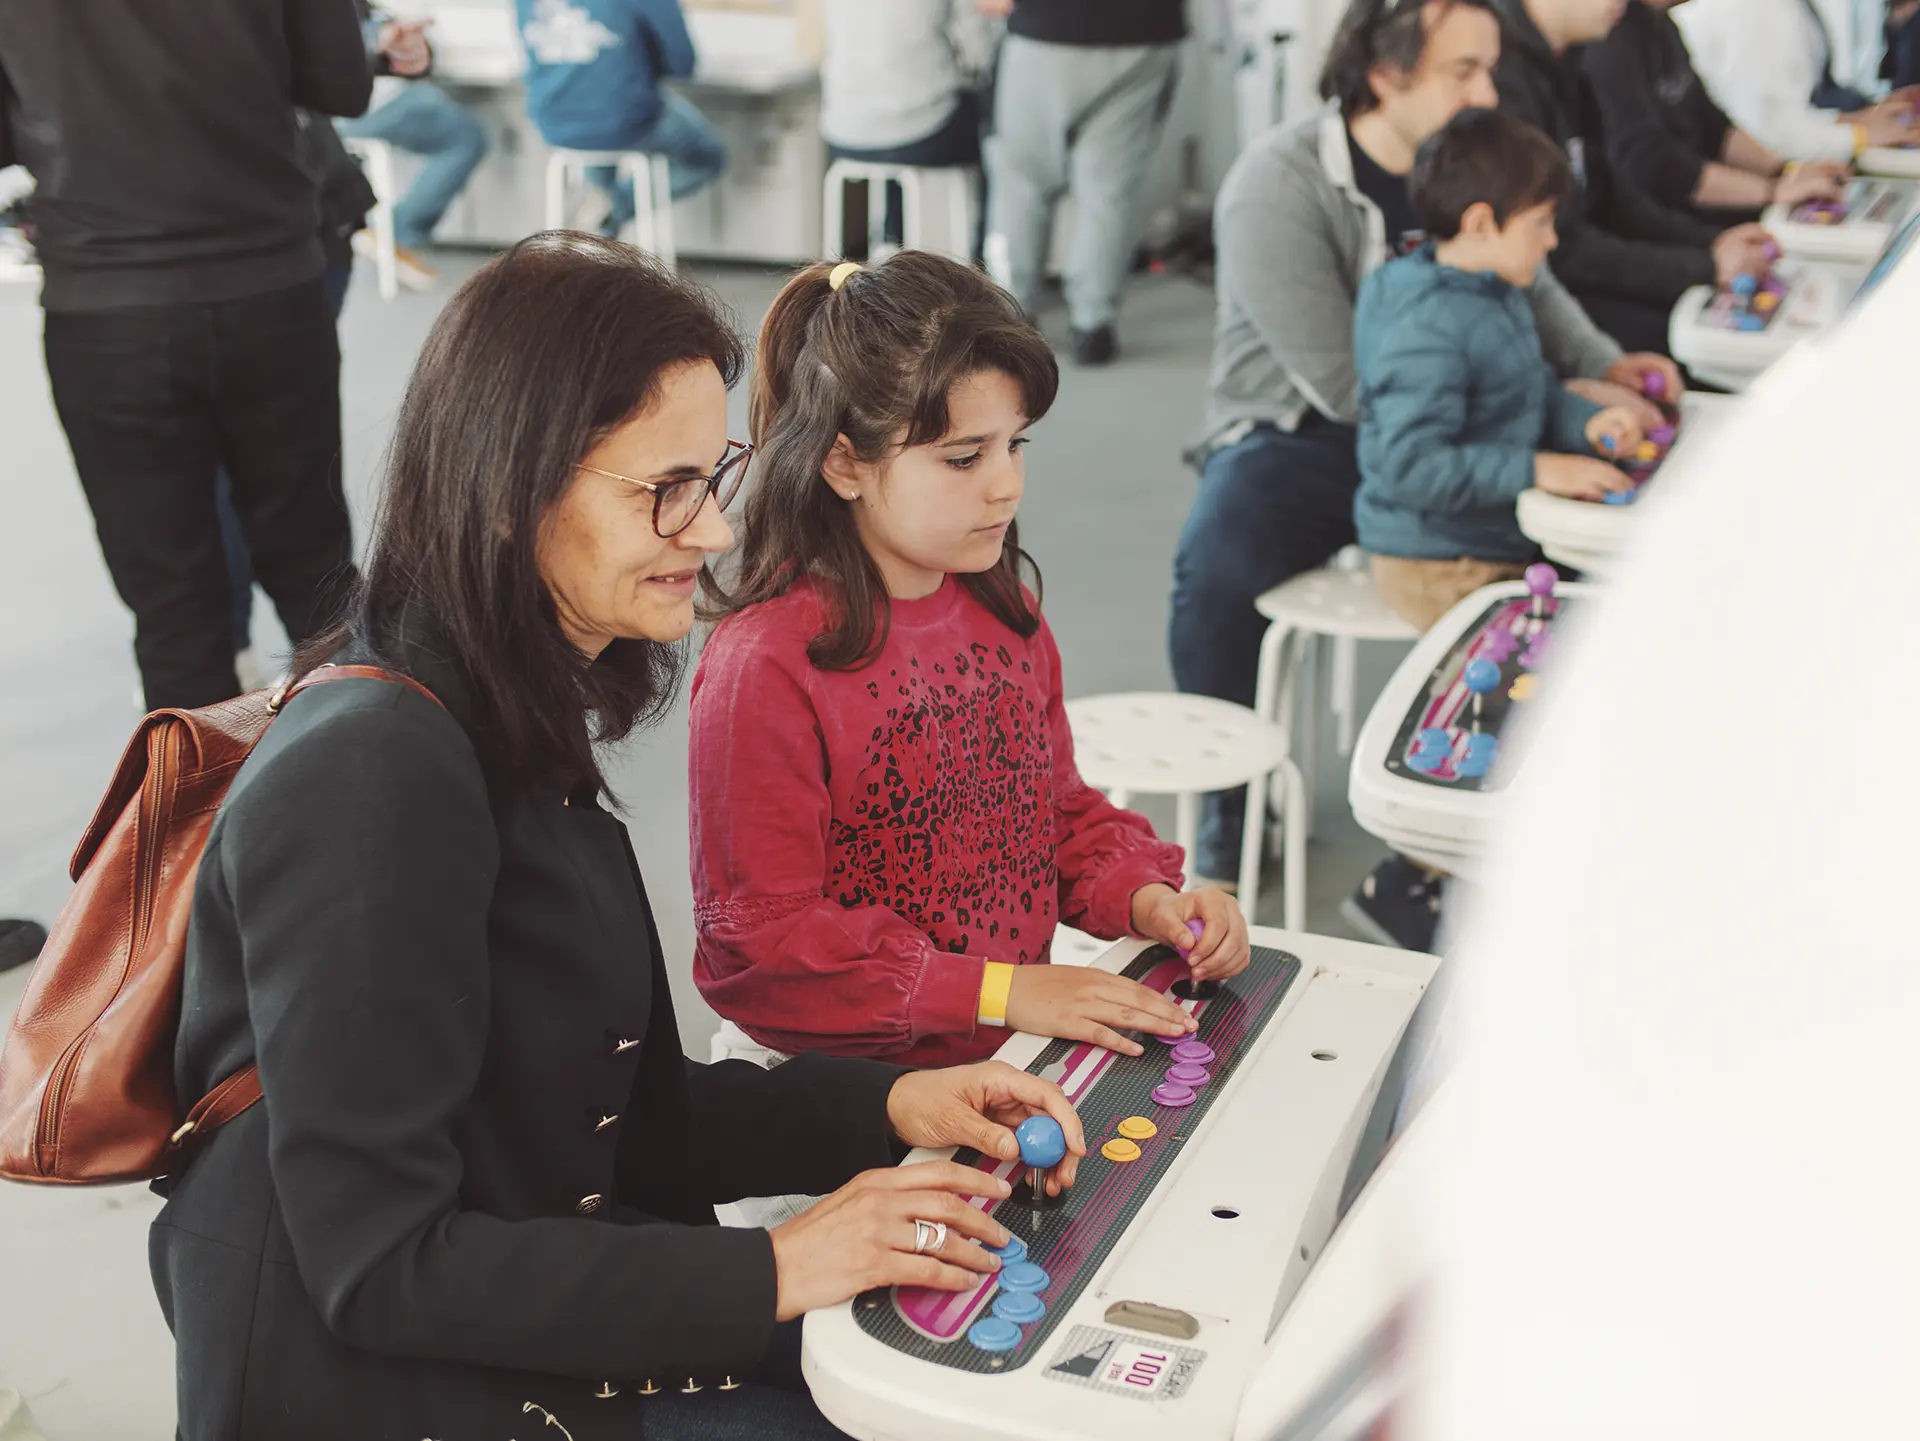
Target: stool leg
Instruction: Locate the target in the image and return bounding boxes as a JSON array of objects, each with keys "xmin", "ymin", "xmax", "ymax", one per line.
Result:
[
  {"xmin": 544, "ymin": 154, "xmax": 567, "ymax": 232},
  {"xmin": 1297, "ymin": 636, "xmax": 1320, "ymax": 844},
  {"xmin": 648, "ymin": 154, "xmax": 677, "ymax": 268},
  {"xmin": 1280, "ymin": 758, "xmax": 1307, "ymax": 933},
  {"xmin": 899, "ymin": 169, "xmax": 922, "ymax": 253},
  {"xmin": 1332, "ymin": 635, "xmax": 1358, "ymax": 757},
  {"xmin": 822, "ymin": 167, "xmax": 843, "ymax": 257},
  {"xmin": 1175, "ymin": 791, "xmax": 1199, "ymax": 884},
  {"xmin": 1236, "ymin": 768, "xmax": 1267, "ymax": 921}
]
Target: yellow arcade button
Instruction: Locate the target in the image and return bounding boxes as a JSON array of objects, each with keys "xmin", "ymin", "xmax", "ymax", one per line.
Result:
[
  {"xmin": 1510, "ymin": 673, "xmax": 1539, "ymax": 702},
  {"xmin": 1102, "ymin": 1138, "xmax": 1143, "ymax": 1164},
  {"xmin": 1117, "ymin": 1116, "xmax": 1158, "ymax": 1141}
]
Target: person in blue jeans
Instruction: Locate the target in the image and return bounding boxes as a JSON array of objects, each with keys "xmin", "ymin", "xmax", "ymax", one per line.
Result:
[
  {"xmin": 336, "ymin": 6, "xmax": 488, "ymax": 288},
  {"xmin": 516, "ymin": 0, "xmax": 727, "ymax": 231}
]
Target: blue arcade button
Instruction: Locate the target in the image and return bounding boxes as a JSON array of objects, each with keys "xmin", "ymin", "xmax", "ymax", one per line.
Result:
[
  {"xmin": 969, "ymin": 1317, "xmax": 1022, "ymax": 1352},
  {"xmin": 987, "ymin": 1234, "xmax": 1027, "ymax": 1265},
  {"xmin": 993, "ymin": 1291, "xmax": 1047, "ymax": 1325},
  {"xmin": 999, "ymin": 1262, "xmax": 1051, "ymax": 1294}
]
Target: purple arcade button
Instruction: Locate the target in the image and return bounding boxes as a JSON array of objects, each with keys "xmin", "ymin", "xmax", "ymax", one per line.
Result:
[
  {"xmin": 1151, "ymin": 1081, "xmax": 1197, "ymax": 1108},
  {"xmin": 1155, "ymin": 1030, "xmax": 1185, "ymax": 1045},
  {"xmin": 1649, "ymin": 424, "xmax": 1676, "ymax": 447},
  {"xmin": 1166, "ymin": 1062, "xmax": 1211, "ymax": 1087},
  {"xmin": 1171, "ymin": 1039, "xmax": 1215, "ymax": 1066}
]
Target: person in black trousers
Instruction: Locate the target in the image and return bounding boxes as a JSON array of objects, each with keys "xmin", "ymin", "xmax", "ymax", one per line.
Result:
[
  {"xmin": 1492, "ymin": 0, "xmax": 1778, "ymax": 358},
  {"xmin": 153, "ymin": 235, "xmax": 1083, "ymax": 1441},
  {"xmin": 0, "ymin": 0, "xmax": 371, "ymax": 711}
]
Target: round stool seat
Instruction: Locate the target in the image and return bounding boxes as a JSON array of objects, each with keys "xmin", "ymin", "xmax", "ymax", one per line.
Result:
[
  {"xmin": 1067, "ymin": 694, "xmax": 1291, "ymax": 797},
  {"xmin": 1255, "ymin": 565, "xmax": 1417, "ymax": 642}
]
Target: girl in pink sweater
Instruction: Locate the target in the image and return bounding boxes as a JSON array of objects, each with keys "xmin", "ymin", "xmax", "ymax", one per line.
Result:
[{"xmin": 690, "ymin": 253, "xmax": 1249, "ymax": 1070}]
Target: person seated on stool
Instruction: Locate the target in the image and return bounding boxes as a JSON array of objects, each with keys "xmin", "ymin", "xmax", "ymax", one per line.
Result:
[
  {"xmin": 1672, "ymin": 0, "xmax": 1920, "ymax": 164},
  {"xmin": 1886, "ymin": 0, "xmax": 1920, "ymax": 90},
  {"xmin": 516, "ymin": 0, "xmax": 727, "ymax": 234},
  {"xmin": 1584, "ymin": 0, "xmax": 1850, "ymax": 221},
  {"xmin": 690, "ymin": 255, "xmax": 1251, "ymax": 1102},
  {"xmin": 1492, "ymin": 0, "xmax": 1780, "ymax": 360},
  {"xmin": 1166, "ymin": 0, "xmax": 1677, "ymax": 942},
  {"xmin": 820, "ymin": 0, "xmax": 994, "ymax": 255},
  {"xmin": 151, "ymin": 235, "xmax": 1087, "ymax": 1440},
  {"xmin": 336, "ymin": 3, "xmax": 490, "ymax": 289},
  {"xmin": 1355, "ymin": 109, "xmax": 1646, "ymax": 634}
]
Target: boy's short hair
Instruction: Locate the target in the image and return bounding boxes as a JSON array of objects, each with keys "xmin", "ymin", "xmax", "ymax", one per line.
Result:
[{"xmin": 1408, "ymin": 108, "xmax": 1576, "ymax": 240}]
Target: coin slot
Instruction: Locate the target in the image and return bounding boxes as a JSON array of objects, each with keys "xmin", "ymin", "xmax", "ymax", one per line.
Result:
[
  {"xmin": 1211, "ymin": 1206, "xmax": 1240, "ymax": 1220},
  {"xmin": 1311, "ymin": 1050, "xmax": 1338, "ymax": 1061},
  {"xmin": 1104, "ymin": 1300, "xmax": 1200, "ymax": 1340}
]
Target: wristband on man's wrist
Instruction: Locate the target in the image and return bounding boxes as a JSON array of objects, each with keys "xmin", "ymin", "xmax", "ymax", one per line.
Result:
[
  {"xmin": 978, "ymin": 962, "xmax": 1015, "ymax": 1027},
  {"xmin": 1853, "ymin": 123, "xmax": 1870, "ymax": 158}
]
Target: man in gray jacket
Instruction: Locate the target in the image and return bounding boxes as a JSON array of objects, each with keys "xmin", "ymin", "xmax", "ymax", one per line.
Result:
[{"xmin": 1167, "ymin": 0, "xmax": 1679, "ymax": 942}]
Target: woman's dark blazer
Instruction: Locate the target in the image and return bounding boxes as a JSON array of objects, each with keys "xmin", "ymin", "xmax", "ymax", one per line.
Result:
[{"xmin": 151, "ymin": 632, "xmax": 904, "ymax": 1440}]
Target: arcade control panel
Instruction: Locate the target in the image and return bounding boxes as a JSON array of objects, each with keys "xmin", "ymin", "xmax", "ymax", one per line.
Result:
[
  {"xmin": 1383, "ymin": 563, "xmax": 1566, "ymax": 794},
  {"xmin": 1596, "ymin": 370, "xmax": 1682, "ymax": 506},
  {"xmin": 1696, "ymin": 268, "xmax": 1790, "ymax": 334},
  {"xmin": 1767, "ymin": 175, "xmax": 1919, "ymax": 264},
  {"xmin": 801, "ymin": 929, "xmax": 1438, "ymax": 1441}
]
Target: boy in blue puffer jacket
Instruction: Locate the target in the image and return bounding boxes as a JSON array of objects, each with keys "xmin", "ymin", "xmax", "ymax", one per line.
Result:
[
  {"xmin": 1354, "ymin": 108, "xmax": 1644, "ymax": 631},
  {"xmin": 516, "ymin": 0, "xmax": 726, "ymax": 232}
]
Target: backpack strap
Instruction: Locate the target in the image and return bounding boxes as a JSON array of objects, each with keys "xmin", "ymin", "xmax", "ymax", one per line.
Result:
[
  {"xmin": 169, "ymin": 1065, "xmax": 264, "ymax": 1149},
  {"xmin": 269, "ymin": 662, "xmax": 446, "ymax": 715}
]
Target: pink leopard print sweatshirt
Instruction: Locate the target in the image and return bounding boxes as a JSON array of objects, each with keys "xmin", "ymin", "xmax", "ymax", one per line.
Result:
[{"xmin": 689, "ymin": 577, "xmax": 1185, "ymax": 1067}]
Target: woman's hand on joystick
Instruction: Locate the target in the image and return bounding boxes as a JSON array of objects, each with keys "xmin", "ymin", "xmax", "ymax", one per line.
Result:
[
  {"xmin": 1131, "ymin": 883, "xmax": 1252, "ymax": 984},
  {"xmin": 885, "ymin": 1061, "xmax": 1086, "ymax": 1192},
  {"xmin": 768, "ymin": 1162, "xmax": 1013, "ymax": 1321}
]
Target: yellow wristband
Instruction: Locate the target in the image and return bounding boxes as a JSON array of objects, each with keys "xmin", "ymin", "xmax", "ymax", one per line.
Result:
[
  {"xmin": 978, "ymin": 962, "xmax": 1015, "ymax": 1028},
  {"xmin": 1853, "ymin": 124, "xmax": 1869, "ymax": 158},
  {"xmin": 1782, "ymin": 159, "xmax": 1801, "ymax": 177}
]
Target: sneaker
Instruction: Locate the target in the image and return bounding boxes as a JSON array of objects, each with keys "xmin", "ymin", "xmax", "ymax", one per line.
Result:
[
  {"xmin": 350, "ymin": 231, "xmax": 439, "ymax": 290},
  {"xmin": 1071, "ymin": 324, "xmax": 1118, "ymax": 366},
  {"xmin": 1340, "ymin": 856, "xmax": 1443, "ymax": 953},
  {"xmin": 0, "ymin": 918, "xmax": 48, "ymax": 974}
]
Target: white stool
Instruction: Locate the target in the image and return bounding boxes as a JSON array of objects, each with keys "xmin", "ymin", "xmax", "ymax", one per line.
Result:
[
  {"xmin": 822, "ymin": 159, "xmax": 976, "ymax": 262},
  {"xmin": 1066, "ymin": 693, "xmax": 1306, "ymax": 932},
  {"xmin": 1248, "ymin": 551, "xmax": 1418, "ymax": 851},
  {"xmin": 544, "ymin": 149, "xmax": 677, "ymax": 268},
  {"xmin": 341, "ymin": 136, "xmax": 398, "ymax": 301}
]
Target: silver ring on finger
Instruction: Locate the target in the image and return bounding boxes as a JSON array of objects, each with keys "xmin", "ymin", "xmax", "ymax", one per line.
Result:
[{"xmin": 911, "ymin": 1218, "xmax": 948, "ymax": 1254}]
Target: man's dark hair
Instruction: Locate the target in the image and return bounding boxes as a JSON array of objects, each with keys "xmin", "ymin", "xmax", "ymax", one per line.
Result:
[
  {"xmin": 1408, "ymin": 108, "xmax": 1575, "ymax": 239},
  {"xmin": 1319, "ymin": 0, "xmax": 1498, "ymax": 119}
]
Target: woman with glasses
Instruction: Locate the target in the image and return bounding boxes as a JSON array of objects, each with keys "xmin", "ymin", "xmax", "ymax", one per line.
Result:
[{"xmin": 152, "ymin": 234, "xmax": 1083, "ymax": 1441}]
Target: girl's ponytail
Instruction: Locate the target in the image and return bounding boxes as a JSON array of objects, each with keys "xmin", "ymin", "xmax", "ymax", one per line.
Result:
[{"xmin": 748, "ymin": 261, "xmax": 837, "ymax": 446}]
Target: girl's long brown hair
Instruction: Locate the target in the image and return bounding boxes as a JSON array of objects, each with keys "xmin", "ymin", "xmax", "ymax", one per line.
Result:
[{"xmin": 703, "ymin": 251, "xmax": 1060, "ymax": 671}]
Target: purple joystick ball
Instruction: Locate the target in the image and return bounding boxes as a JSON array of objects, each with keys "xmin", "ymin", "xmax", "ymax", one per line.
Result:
[
  {"xmin": 1179, "ymin": 917, "xmax": 1204, "ymax": 951},
  {"xmin": 1649, "ymin": 424, "xmax": 1676, "ymax": 448},
  {"xmin": 1524, "ymin": 563, "xmax": 1558, "ymax": 598},
  {"xmin": 1642, "ymin": 370, "xmax": 1666, "ymax": 402}
]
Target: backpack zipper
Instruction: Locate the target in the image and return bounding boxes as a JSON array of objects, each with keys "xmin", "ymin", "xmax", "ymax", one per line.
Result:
[{"xmin": 35, "ymin": 725, "xmax": 175, "ymax": 1174}]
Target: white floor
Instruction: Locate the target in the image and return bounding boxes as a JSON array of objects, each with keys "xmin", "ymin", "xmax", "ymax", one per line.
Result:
[{"xmin": 0, "ymin": 254, "xmax": 1409, "ymax": 1436}]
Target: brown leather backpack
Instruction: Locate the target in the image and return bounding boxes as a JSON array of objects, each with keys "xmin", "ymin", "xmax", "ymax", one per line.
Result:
[{"xmin": 0, "ymin": 665, "xmax": 441, "ymax": 1185}]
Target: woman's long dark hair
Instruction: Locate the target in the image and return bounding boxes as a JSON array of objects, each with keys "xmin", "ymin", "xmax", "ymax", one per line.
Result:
[
  {"xmin": 703, "ymin": 251, "xmax": 1059, "ymax": 671},
  {"xmin": 297, "ymin": 233, "xmax": 744, "ymax": 790}
]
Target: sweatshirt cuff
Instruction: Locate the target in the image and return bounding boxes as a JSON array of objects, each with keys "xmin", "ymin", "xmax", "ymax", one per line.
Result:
[
  {"xmin": 907, "ymin": 947, "xmax": 988, "ymax": 1046},
  {"xmin": 1094, "ymin": 854, "xmax": 1188, "ymax": 940}
]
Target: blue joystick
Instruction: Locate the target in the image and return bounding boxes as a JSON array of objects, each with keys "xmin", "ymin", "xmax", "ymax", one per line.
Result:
[
  {"xmin": 1015, "ymin": 1115, "xmax": 1068, "ymax": 1168},
  {"xmin": 1463, "ymin": 658, "xmax": 1500, "ymax": 695},
  {"xmin": 1015, "ymin": 1114, "xmax": 1067, "ymax": 1210},
  {"xmin": 1730, "ymin": 272, "xmax": 1759, "ymax": 299}
]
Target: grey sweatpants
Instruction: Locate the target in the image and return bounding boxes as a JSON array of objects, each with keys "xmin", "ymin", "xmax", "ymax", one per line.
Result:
[{"xmin": 985, "ymin": 35, "xmax": 1180, "ymax": 332}]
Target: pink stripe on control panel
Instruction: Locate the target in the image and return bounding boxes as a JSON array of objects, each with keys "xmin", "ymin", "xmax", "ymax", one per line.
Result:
[{"xmin": 893, "ymin": 957, "xmax": 1202, "ymax": 1342}]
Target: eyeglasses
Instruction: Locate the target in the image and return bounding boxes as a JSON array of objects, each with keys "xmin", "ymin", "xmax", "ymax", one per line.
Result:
[{"xmin": 578, "ymin": 439, "xmax": 753, "ymax": 539}]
